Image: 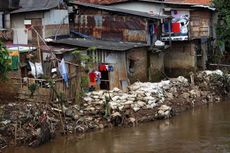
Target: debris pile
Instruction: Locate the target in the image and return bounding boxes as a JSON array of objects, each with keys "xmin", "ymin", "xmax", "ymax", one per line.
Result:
[
  {"xmin": 0, "ymin": 70, "xmax": 229, "ymax": 150},
  {"xmin": 0, "ymin": 103, "xmax": 55, "ymax": 149}
]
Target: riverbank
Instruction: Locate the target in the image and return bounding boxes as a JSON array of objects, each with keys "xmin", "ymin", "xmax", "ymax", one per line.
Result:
[{"xmin": 0, "ymin": 70, "xmax": 229, "ymax": 151}]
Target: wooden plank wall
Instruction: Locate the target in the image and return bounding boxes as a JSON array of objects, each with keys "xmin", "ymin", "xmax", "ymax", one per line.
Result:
[{"xmin": 190, "ymin": 11, "xmax": 211, "ymax": 39}]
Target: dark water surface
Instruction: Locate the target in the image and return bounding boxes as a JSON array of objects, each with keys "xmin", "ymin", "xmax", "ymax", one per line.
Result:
[{"xmin": 5, "ymin": 101, "xmax": 230, "ymax": 153}]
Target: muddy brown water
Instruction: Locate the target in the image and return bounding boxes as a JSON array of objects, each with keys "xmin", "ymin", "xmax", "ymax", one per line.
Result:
[{"xmin": 5, "ymin": 101, "xmax": 230, "ymax": 153}]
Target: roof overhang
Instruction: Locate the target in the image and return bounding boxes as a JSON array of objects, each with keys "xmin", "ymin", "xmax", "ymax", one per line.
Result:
[
  {"xmin": 70, "ymin": 1, "xmax": 170, "ymax": 19},
  {"xmin": 51, "ymin": 38, "xmax": 149, "ymax": 51}
]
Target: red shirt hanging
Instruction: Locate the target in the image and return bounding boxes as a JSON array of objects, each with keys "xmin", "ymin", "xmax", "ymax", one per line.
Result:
[
  {"xmin": 99, "ymin": 64, "xmax": 107, "ymax": 71},
  {"xmin": 89, "ymin": 72, "xmax": 96, "ymax": 83}
]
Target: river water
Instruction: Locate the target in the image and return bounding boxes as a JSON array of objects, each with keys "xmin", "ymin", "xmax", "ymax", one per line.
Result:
[{"xmin": 5, "ymin": 101, "xmax": 230, "ymax": 153}]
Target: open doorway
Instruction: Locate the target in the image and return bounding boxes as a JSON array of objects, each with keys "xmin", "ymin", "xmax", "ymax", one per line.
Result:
[{"xmin": 100, "ymin": 67, "xmax": 110, "ymax": 90}]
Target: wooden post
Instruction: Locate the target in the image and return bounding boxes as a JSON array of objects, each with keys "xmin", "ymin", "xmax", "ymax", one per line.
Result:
[
  {"xmin": 37, "ymin": 33, "xmax": 42, "ymax": 63},
  {"xmin": 14, "ymin": 122, "xmax": 17, "ymax": 146}
]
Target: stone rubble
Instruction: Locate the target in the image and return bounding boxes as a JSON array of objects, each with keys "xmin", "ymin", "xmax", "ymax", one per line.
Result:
[
  {"xmin": 0, "ymin": 70, "xmax": 229, "ymax": 150},
  {"xmin": 81, "ymin": 76, "xmax": 188, "ymax": 116}
]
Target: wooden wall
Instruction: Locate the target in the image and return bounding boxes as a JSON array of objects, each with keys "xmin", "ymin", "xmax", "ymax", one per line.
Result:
[{"xmin": 190, "ymin": 10, "xmax": 212, "ymax": 39}]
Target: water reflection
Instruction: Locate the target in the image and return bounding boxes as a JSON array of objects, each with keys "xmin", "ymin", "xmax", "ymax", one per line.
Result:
[{"xmin": 6, "ymin": 101, "xmax": 230, "ymax": 153}]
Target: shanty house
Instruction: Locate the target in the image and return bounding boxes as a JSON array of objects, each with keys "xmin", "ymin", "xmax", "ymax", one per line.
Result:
[
  {"xmin": 9, "ymin": 0, "xmax": 70, "ymax": 45},
  {"xmin": 109, "ymin": 0, "xmax": 217, "ymax": 76},
  {"xmin": 51, "ymin": 38, "xmax": 149, "ymax": 91},
  {"xmin": 69, "ymin": 1, "xmax": 169, "ymax": 45},
  {"xmin": 0, "ymin": 0, "xmax": 77, "ymax": 102}
]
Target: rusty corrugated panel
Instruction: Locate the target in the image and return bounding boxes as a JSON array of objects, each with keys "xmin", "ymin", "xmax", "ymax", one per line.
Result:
[
  {"xmin": 74, "ymin": 7, "xmax": 148, "ymax": 43},
  {"xmin": 125, "ymin": 18, "xmax": 146, "ymax": 30},
  {"xmin": 101, "ymin": 31, "xmax": 123, "ymax": 41},
  {"xmin": 165, "ymin": 0, "xmax": 211, "ymax": 5},
  {"xmin": 123, "ymin": 30, "xmax": 147, "ymax": 42},
  {"xmin": 92, "ymin": 28, "xmax": 102, "ymax": 38},
  {"xmin": 103, "ymin": 16, "xmax": 146, "ymax": 31}
]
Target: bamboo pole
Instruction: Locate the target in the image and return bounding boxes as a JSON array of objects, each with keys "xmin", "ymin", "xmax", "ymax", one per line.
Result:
[{"xmin": 37, "ymin": 34, "xmax": 42, "ymax": 63}]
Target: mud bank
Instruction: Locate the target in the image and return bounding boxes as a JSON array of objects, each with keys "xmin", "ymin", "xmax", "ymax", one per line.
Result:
[{"xmin": 0, "ymin": 70, "xmax": 229, "ymax": 151}]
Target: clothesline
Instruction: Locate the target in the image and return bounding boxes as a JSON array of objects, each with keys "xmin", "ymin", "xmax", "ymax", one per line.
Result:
[{"xmin": 95, "ymin": 62, "xmax": 116, "ymax": 65}]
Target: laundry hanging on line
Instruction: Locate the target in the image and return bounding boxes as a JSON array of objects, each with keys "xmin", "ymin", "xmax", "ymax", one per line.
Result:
[{"xmin": 58, "ymin": 58, "xmax": 69, "ymax": 88}]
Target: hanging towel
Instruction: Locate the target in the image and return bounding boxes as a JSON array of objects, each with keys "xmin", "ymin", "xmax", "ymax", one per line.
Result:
[
  {"xmin": 172, "ymin": 22, "xmax": 180, "ymax": 33},
  {"xmin": 58, "ymin": 58, "xmax": 69, "ymax": 87},
  {"xmin": 28, "ymin": 61, "xmax": 44, "ymax": 78}
]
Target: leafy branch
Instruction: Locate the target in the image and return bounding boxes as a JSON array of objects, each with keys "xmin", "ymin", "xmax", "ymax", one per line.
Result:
[{"xmin": 0, "ymin": 41, "xmax": 11, "ymax": 80}]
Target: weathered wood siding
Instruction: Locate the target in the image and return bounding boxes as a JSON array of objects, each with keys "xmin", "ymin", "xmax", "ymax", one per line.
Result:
[{"xmin": 190, "ymin": 11, "xmax": 212, "ymax": 39}]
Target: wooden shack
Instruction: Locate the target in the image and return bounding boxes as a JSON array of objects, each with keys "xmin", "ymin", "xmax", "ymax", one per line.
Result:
[{"xmin": 53, "ymin": 38, "xmax": 149, "ymax": 91}]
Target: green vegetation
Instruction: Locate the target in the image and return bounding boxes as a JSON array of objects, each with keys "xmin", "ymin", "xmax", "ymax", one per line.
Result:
[
  {"xmin": 28, "ymin": 83, "xmax": 39, "ymax": 97},
  {"xmin": 72, "ymin": 47, "xmax": 96, "ymax": 105},
  {"xmin": 213, "ymin": 0, "xmax": 230, "ymax": 50},
  {"xmin": 0, "ymin": 42, "xmax": 10, "ymax": 80}
]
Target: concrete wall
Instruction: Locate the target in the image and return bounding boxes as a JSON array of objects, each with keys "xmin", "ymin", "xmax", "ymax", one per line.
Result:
[
  {"xmin": 11, "ymin": 13, "xmax": 28, "ymax": 44},
  {"xmin": 164, "ymin": 41, "xmax": 197, "ymax": 77},
  {"xmin": 127, "ymin": 47, "xmax": 148, "ymax": 84},
  {"xmin": 149, "ymin": 51, "xmax": 165, "ymax": 82}
]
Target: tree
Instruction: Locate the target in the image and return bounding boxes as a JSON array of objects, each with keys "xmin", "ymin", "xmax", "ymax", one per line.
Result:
[
  {"xmin": 213, "ymin": 0, "xmax": 230, "ymax": 50},
  {"xmin": 0, "ymin": 42, "xmax": 10, "ymax": 80}
]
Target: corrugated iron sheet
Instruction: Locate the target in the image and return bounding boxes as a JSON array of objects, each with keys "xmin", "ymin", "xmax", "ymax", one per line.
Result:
[
  {"xmin": 165, "ymin": 0, "xmax": 211, "ymax": 5},
  {"xmin": 74, "ymin": 14, "xmax": 148, "ymax": 43}
]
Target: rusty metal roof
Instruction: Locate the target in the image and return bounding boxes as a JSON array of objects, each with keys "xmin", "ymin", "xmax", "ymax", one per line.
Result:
[
  {"xmin": 105, "ymin": 0, "xmax": 212, "ymax": 5},
  {"xmin": 10, "ymin": 0, "xmax": 61, "ymax": 14},
  {"xmin": 134, "ymin": 0, "xmax": 215, "ymax": 10},
  {"xmin": 53, "ymin": 38, "xmax": 149, "ymax": 51},
  {"xmin": 164, "ymin": 0, "xmax": 211, "ymax": 5},
  {"xmin": 71, "ymin": 1, "xmax": 169, "ymax": 19}
]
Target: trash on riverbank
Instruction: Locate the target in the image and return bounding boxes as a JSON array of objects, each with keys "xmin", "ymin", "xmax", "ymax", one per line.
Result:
[{"xmin": 0, "ymin": 70, "xmax": 229, "ymax": 150}]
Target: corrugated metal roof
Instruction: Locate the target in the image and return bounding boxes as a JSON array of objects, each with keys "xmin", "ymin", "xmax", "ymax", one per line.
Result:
[
  {"xmin": 136, "ymin": 0, "xmax": 215, "ymax": 11},
  {"xmin": 76, "ymin": 0, "xmax": 212, "ymax": 5},
  {"xmin": 71, "ymin": 1, "xmax": 169, "ymax": 19},
  {"xmin": 10, "ymin": 0, "xmax": 61, "ymax": 14},
  {"xmin": 53, "ymin": 38, "xmax": 149, "ymax": 51},
  {"xmin": 72, "ymin": 0, "xmax": 131, "ymax": 5},
  {"xmin": 164, "ymin": 0, "xmax": 211, "ymax": 5}
]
